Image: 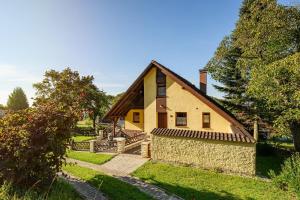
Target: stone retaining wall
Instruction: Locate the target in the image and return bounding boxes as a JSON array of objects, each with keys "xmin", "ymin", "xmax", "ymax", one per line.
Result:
[{"xmin": 151, "ymin": 135, "xmax": 256, "ymax": 176}]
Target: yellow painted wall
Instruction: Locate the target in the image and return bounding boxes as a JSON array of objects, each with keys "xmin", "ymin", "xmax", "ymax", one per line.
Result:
[
  {"xmin": 124, "ymin": 109, "xmax": 144, "ymax": 131},
  {"xmin": 144, "ymin": 68, "xmax": 157, "ymax": 134},
  {"xmin": 166, "ymin": 76, "xmax": 233, "ymax": 133}
]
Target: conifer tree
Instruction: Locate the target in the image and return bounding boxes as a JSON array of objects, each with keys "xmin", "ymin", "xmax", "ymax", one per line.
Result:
[{"xmin": 7, "ymin": 87, "xmax": 29, "ymax": 111}]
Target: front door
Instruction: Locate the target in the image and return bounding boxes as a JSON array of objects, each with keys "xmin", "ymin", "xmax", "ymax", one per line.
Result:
[{"xmin": 158, "ymin": 112, "xmax": 167, "ymax": 128}]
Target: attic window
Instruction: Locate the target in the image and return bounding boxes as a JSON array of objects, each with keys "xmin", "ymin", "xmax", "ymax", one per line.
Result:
[
  {"xmin": 133, "ymin": 112, "xmax": 140, "ymax": 123},
  {"xmin": 202, "ymin": 112, "xmax": 210, "ymax": 128},
  {"xmin": 157, "ymin": 69, "xmax": 166, "ymax": 97}
]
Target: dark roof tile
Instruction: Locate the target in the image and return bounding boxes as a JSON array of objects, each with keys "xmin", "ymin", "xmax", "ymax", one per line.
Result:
[{"xmin": 151, "ymin": 128, "xmax": 255, "ymax": 144}]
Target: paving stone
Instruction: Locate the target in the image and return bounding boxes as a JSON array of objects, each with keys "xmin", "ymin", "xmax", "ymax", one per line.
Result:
[{"xmin": 59, "ymin": 172, "xmax": 107, "ymax": 200}]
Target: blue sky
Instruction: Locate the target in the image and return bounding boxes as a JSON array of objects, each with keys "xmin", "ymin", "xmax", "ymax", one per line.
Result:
[{"xmin": 0, "ymin": 0, "xmax": 291, "ymax": 105}]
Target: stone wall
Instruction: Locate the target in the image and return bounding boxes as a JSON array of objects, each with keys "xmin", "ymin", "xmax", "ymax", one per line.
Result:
[{"xmin": 151, "ymin": 135, "xmax": 256, "ymax": 176}]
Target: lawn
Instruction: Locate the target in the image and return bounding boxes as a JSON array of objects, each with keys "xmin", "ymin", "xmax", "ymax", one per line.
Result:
[
  {"xmin": 256, "ymin": 155, "xmax": 284, "ymax": 178},
  {"xmin": 63, "ymin": 164, "xmax": 152, "ymax": 200},
  {"xmin": 72, "ymin": 135, "xmax": 96, "ymax": 142},
  {"xmin": 0, "ymin": 178, "xmax": 82, "ymax": 200},
  {"xmin": 67, "ymin": 150, "xmax": 114, "ymax": 165},
  {"xmin": 132, "ymin": 161, "xmax": 296, "ymax": 200}
]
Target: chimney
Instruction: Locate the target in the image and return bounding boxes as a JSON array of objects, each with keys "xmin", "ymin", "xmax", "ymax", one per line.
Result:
[{"xmin": 199, "ymin": 69, "xmax": 207, "ymax": 94}]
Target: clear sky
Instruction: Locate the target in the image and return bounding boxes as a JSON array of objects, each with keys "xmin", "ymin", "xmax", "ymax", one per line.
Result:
[{"xmin": 0, "ymin": 0, "xmax": 290, "ymax": 105}]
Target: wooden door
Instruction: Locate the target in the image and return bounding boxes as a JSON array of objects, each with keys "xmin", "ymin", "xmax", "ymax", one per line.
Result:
[{"xmin": 158, "ymin": 113, "xmax": 167, "ymax": 128}]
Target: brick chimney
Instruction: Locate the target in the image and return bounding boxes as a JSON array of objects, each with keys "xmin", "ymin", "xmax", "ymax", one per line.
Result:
[{"xmin": 199, "ymin": 69, "xmax": 207, "ymax": 94}]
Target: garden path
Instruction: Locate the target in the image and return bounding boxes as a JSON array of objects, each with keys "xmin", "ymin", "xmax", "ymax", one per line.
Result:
[
  {"xmin": 66, "ymin": 154, "xmax": 183, "ymax": 200},
  {"xmin": 59, "ymin": 172, "xmax": 107, "ymax": 200}
]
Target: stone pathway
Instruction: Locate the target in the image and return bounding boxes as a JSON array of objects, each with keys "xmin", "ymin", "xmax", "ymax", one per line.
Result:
[
  {"xmin": 66, "ymin": 154, "xmax": 183, "ymax": 200},
  {"xmin": 58, "ymin": 172, "xmax": 107, "ymax": 200},
  {"xmin": 67, "ymin": 153, "xmax": 149, "ymax": 176}
]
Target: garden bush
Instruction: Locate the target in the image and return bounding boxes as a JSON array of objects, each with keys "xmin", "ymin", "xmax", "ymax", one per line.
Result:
[
  {"xmin": 0, "ymin": 103, "xmax": 76, "ymax": 186},
  {"xmin": 270, "ymin": 153, "xmax": 300, "ymax": 198}
]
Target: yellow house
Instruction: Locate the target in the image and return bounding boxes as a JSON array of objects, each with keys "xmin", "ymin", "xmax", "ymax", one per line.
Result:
[{"xmin": 104, "ymin": 60, "xmax": 256, "ymax": 175}]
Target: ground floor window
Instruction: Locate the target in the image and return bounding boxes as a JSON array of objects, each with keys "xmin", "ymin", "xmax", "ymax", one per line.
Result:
[
  {"xmin": 176, "ymin": 112, "xmax": 187, "ymax": 126},
  {"xmin": 133, "ymin": 112, "xmax": 140, "ymax": 123},
  {"xmin": 202, "ymin": 112, "xmax": 210, "ymax": 128}
]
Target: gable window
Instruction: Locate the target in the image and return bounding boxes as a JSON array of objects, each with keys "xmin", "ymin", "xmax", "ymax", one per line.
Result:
[
  {"xmin": 176, "ymin": 112, "xmax": 187, "ymax": 126},
  {"xmin": 156, "ymin": 69, "xmax": 166, "ymax": 97},
  {"xmin": 133, "ymin": 112, "xmax": 140, "ymax": 123},
  {"xmin": 202, "ymin": 112, "xmax": 210, "ymax": 128}
]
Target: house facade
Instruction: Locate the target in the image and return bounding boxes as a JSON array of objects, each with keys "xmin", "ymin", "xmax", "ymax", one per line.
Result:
[{"xmin": 104, "ymin": 60, "xmax": 256, "ymax": 175}]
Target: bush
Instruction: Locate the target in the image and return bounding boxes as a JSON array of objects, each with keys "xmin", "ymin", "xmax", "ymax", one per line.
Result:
[
  {"xmin": 270, "ymin": 153, "xmax": 300, "ymax": 198},
  {"xmin": 0, "ymin": 103, "xmax": 76, "ymax": 186},
  {"xmin": 0, "ymin": 179, "xmax": 81, "ymax": 200},
  {"xmin": 257, "ymin": 142, "xmax": 276, "ymax": 156}
]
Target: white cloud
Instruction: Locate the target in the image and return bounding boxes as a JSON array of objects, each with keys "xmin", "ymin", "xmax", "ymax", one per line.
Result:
[
  {"xmin": 0, "ymin": 65, "xmax": 41, "ymax": 83},
  {"xmin": 0, "ymin": 64, "xmax": 41, "ymax": 105}
]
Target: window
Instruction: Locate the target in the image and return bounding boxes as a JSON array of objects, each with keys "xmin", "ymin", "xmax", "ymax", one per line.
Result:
[
  {"xmin": 157, "ymin": 85, "xmax": 166, "ymax": 97},
  {"xmin": 133, "ymin": 112, "xmax": 140, "ymax": 123},
  {"xmin": 156, "ymin": 69, "xmax": 166, "ymax": 97},
  {"xmin": 202, "ymin": 112, "xmax": 210, "ymax": 128},
  {"xmin": 176, "ymin": 112, "xmax": 187, "ymax": 126}
]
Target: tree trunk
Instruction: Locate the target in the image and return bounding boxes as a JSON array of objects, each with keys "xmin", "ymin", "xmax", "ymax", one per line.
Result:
[
  {"xmin": 291, "ymin": 121, "xmax": 300, "ymax": 152},
  {"xmin": 92, "ymin": 116, "xmax": 96, "ymax": 129}
]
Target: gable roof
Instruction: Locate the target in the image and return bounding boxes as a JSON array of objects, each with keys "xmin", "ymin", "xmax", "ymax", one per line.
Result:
[{"xmin": 103, "ymin": 60, "xmax": 254, "ymax": 141}]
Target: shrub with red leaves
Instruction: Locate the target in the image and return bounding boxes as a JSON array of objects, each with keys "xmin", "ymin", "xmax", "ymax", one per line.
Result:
[{"xmin": 0, "ymin": 103, "xmax": 77, "ymax": 186}]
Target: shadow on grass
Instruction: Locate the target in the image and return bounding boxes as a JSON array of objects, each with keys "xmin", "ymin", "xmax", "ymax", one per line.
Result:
[
  {"xmin": 138, "ymin": 176, "xmax": 254, "ymax": 200},
  {"xmin": 256, "ymin": 155, "xmax": 284, "ymax": 178},
  {"xmin": 86, "ymin": 174, "xmax": 152, "ymax": 200}
]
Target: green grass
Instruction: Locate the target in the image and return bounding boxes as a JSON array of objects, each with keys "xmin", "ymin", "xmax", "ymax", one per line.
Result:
[
  {"xmin": 72, "ymin": 135, "xmax": 96, "ymax": 142},
  {"xmin": 67, "ymin": 150, "xmax": 114, "ymax": 165},
  {"xmin": 0, "ymin": 178, "xmax": 82, "ymax": 200},
  {"xmin": 77, "ymin": 119, "xmax": 93, "ymax": 128},
  {"xmin": 256, "ymin": 155, "xmax": 285, "ymax": 178},
  {"xmin": 63, "ymin": 164, "xmax": 152, "ymax": 200},
  {"xmin": 132, "ymin": 161, "xmax": 296, "ymax": 200}
]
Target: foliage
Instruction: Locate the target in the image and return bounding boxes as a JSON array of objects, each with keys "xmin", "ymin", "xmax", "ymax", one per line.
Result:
[
  {"xmin": 133, "ymin": 161, "xmax": 296, "ymax": 199},
  {"xmin": 110, "ymin": 92, "xmax": 124, "ymax": 106},
  {"xmin": 0, "ymin": 104, "xmax": 6, "ymax": 110},
  {"xmin": 206, "ymin": 36, "xmax": 254, "ymax": 128},
  {"xmin": 207, "ymin": 0, "xmax": 300, "ymax": 140},
  {"xmin": 81, "ymin": 85, "xmax": 110, "ymax": 128},
  {"xmin": 269, "ymin": 153, "xmax": 300, "ymax": 198},
  {"xmin": 33, "ymin": 68, "xmax": 110, "ymax": 128},
  {"xmin": 67, "ymin": 150, "xmax": 114, "ymax": 164},
  {"xmin": 33, "ymin": 68, "xmax": 95, "ymax": 124},
  {"xmin": 0, "ymin": 179, "xmax": 81, "ymax": 200},
  {"xmin": 7, "ymin": 87, "xmax": 29, "ymax": 111},
  {"xmin": 0, "ymin": 103, "xmax": 76, "ymax": 186},
  {"xmin": 248, "ymin": 53, "xmax": 300, "ymax": 151},
  {"xmin": 234, "ymin": 0, "xmax": 300, "ymax": 71},
  {"xmin": 63, "ymin": 164, "xmax": 152, "ymax": 200}
]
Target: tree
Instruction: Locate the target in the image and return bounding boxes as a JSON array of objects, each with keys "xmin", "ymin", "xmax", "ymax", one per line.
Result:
[
  {"xmin": 111, "ymin": 92, "xmax": 124, "ymax": 106},
  {"xmin": 33, "ymin": 68, "xmax": 95, "ymax": 124},
  {"xmin": 234, "ymin": 0, "xmax": 300, "ymax": 71},
  {"xmin": 33, "ymin": 68, "xmax": 110, "ymax": 128},
  {"xmin": 81, "ymin": 85, "xmax": 110, "ymax": 128},
  {"xmin": 7, "ymin": 87, "xmax": 29, "ymax": 111},
  {"xmin": 206, "ymin": 36, "xmax": 253, "ymax": 127},
  {"xmin": 248, "ymin": 53, "xmax": 300, "ymax": 151},
  {"xmin": 207, "ymin": 0, "xmax": 300, "ymax": 135}
]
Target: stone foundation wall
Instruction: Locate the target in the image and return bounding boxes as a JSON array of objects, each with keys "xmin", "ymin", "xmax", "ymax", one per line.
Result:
[{"xmin": 151, "ymin": 135, "xmax": 256, "ymax": 176}]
